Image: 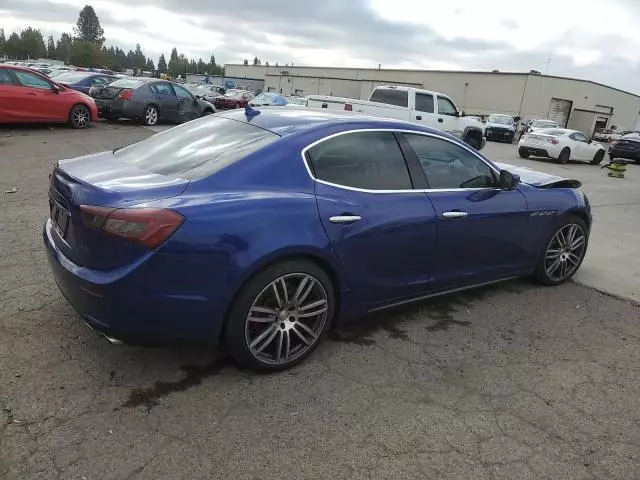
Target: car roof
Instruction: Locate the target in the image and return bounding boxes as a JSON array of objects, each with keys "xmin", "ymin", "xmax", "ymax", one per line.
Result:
[
  {"xmin": 0, "ymin": 64, "xmax": 45, "ymax": 74},
  {"xmin": 216, "ymin": 107, "xmax": 444, "ymax": 137}
]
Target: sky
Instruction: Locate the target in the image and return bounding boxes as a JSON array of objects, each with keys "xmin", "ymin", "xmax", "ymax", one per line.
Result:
[{"xmin": 2, "ymin": 0, "xmax": 640, "ymax": 93}]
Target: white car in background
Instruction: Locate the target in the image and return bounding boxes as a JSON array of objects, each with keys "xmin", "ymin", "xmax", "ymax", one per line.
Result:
[{"xmin": 518, "ymin": 128, "xmax": 606, "ymax": 165}]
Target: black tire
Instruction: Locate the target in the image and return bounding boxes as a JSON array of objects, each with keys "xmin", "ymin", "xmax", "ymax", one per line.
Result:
[
  {"xmin": 557, "ymin": 148, "xmax": 570, "ymax": 164},
  {"xmin": 142, "ymin": 104, "xmax": 159, "ymax": 126},
  {"xmin": 464, "ymin": 135, "xmax": 481, "ymax": 150},
  {"xmin": 518, "ymin": 148, "xmax": 530, "ymax": 159},
  {"xmin": 68, "ymin": 104, "xmax": 90, "ymax": 129},
  {"xmin": 533, "ymin": 215, "xmax": 588, "ymax": 286},
  {"xmin": 590, "ymin": 150, "xmax": 605, "ymax": 165},
  {"xmin": 506, "ymin": 134, "xmax": 515, "ymax": 144},
  {"xmin": 225, "ymin": 259, "xmax": 335, "ymax": 372}
]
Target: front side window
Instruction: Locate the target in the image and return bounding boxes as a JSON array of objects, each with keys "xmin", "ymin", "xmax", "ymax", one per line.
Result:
[
  {"xmin": 437, "ymin": 96, "xmax": 458, "ymax": 116},
  {"xmin": 14, "ymin": 71, "xmax": 52, "ymax": 90},
  {"xmin": 307, "ymin": 131, "xmax": 412, "ymax": 191},
  {"xmin": 173, "ymin": 84, "xmax": 193, "ymax": 99},
  {"xmin": 403, "ymin": 133, "xmax": 496, "ymax": 189},
  {"xmin": 415, "ymin": 93, "xmax": 434, "ymax": 113}
]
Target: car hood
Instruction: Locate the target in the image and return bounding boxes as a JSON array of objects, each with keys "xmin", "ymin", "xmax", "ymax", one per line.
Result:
[{"xmin": 494, "ymin": 162, "xmax": 581, "ymax": 188}]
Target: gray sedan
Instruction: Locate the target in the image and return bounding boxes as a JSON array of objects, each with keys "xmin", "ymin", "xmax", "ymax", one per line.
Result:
[{"xmin": 89, "ymin": 77, "xmax": 215, "ymax": 126}]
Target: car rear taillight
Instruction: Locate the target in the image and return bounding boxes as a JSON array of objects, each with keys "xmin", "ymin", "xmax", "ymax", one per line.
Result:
[
  {"xmin": 80, "ymin": 206, "xmax": 184, "ymax": 249},
  {"xmin": 547, "ymin": 138, "xmax": 559, "ymax": 144},
  {"xmin": 117, "ymin": 89, "xmax": 133, "ymax": 100},
  {"xmin": 344, "ymin": 103, "xmax": 353, "ymax": 111}
]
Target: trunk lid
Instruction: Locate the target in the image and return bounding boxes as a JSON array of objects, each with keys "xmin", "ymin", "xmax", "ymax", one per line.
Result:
[
  {"xmin": 49, "ymin": 151, "xmax": 189, "ymax": 270},
  {"xmin": 90, "ymin": 84, "xmax": 124, "ymax": 99}
]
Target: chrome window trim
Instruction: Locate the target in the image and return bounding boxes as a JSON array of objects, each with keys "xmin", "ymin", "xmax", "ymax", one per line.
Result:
[{"xmin": 300, "ymin": 128, "xmax": 501, "ymax": 194}]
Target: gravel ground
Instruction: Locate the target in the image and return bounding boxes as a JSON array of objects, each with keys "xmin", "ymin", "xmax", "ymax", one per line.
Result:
[{"xmin": 1, "ymin": 123, "xmax": 639, "ymax": 480}]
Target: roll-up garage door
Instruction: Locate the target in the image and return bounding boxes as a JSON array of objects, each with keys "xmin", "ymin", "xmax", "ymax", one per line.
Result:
[{"xmin": 548, "ymin": 98, "xmax": 573, "ymax": 128}]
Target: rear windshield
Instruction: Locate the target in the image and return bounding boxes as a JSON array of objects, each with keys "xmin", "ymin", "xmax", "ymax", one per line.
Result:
[
  {"xmin": 533, "ymin": 120, "xmax": 557, "ymax": 128},
  {"xmin": 369, "ymin": 88, "xmax": 408, "ymax": 108},
  {"xmin": 536, "ymin": 129, "xmax": 566, "ymax": 136},
  {"xmin": 114, "ymin": 116, "xmax": 279, "ymax": 180},
  {"xmin": 108, "ymin": 78, "xmax": 148, "ymax": 88}
]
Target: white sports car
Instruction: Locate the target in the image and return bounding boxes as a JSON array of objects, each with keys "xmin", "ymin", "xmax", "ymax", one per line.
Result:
[{"xmin": 518, "ymin": 128, "xmax": 606, "ymax": 165}]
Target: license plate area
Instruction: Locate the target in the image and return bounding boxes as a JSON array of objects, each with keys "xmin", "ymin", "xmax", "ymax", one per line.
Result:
[{"xmin": 49, "ymin": 196, "xmax": 71, "ymax": 238}]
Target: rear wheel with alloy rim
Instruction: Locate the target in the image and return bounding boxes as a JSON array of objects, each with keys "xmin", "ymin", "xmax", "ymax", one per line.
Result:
[
  {"xmin": 534, "ymin": 217, "xmax": 588, "ymax": 285},
  {"xmin": 590, "ymin": 150, "xmax": 605, "ymax": 165},
  {"xmin": 143, "ymin": 105, "xmax": 159, "ymax": 126},
  {"xmin": 225, "ymin": 260, "xmax": 335, "ymax": 371},
  {"xmin": 557, "ymin": 148, "xmax": 570, "ymax": 164},
  {"xmin": 69, "ymin": 104, "xmax": 90, "ymax": 129}
]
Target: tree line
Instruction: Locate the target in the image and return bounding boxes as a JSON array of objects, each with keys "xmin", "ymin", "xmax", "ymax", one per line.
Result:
[{"xmin": 0, "ymin": 5, "xmax": 224, "ymax": 77}]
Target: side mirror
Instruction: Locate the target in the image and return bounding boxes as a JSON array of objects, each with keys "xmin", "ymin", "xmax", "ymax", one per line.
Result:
[
  {"xmin": 458, "ymin": 110, "xmax": 465, "ymax": 117},
  {"xmin": 588, "ymin": 138, "xmax": 592, "ymax": 144},
  {"xmin": 499, "ymin": 170, "xmax": 520, "ymax": 190},
  {"xmin": 52, "ymin": 84, "xmax": 60, "ymax": 94}
]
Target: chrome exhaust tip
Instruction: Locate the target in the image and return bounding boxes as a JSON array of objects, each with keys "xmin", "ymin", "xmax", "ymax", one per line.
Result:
[{"xmin": 84, "ymin": 322, "xmax": 123, "ymax": 345}]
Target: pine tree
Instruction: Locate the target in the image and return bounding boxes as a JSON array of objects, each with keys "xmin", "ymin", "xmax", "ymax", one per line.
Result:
[
  {"xmin": 19, "ymin": 28, "xmax": 46, "ymax": 59},
  {"xmin": 0, "ymin": 29, "xmax": 6, "ymax": 58},
  {"xmin": 243, "ymin": 59, "xmax": 248, "ymax": 65},
  {"xmin": 157, "ymin": 54, "xmax": 167, "ymax": 73},
  {"xmin": 74, "ymin": 5, "xmax": 105, "ymax": 44},
  {"xmin": 47, "ymin": 35, "xmax": 55, "ymax": 59},
  {"xmin": 145, "ymin": 58, "xmax": 154, "ymax": 71},
  {"xmin": 55, "ymin": 33, "xmax": 72, "ymax": 62}
]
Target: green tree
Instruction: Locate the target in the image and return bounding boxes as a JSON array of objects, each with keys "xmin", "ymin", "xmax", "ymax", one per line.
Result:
[
  {"xmin": 168, "ymin": 47, "xmax": 183, "ymax": 77},
  {"xmin": 243, "ymin": 58, "xmax": 248, "ymax": 65},
  {"xmin": 69, "ymin": 40, "xmax": 102, "ymax": 67},
  {"xmin": 145, "ymin": 58, "xmax": 154, "ymax": 71},
  {"xmin": 47, "ymin": 35, "xmax": 55, "ymax": 59},
  {"xmin": 196, "ymin": 57, "xmax": 206, "ymax": 73},
  {"xmin": 157, "ymin": 54, "xmax": 167, "ymax": 73},
  {"xmin": 74, "ymin": 5, "xmax": 104, "ymax": 44},
  {"xmin": 55, "ymin": 33, "xmax": 72, "ymax": 62},
  {"xmin": 5, "ymin": 32, "xmax": 21, "ymax": 58},
  {"xmin": 0, "ymin": 29, "xmax": 6, "ymax": 58},
  {"xmin": 133, "ymin": 43, "xmax": 146, "ymax": 69},
  {"xmin": 20, "ymin": 28, "xmax": 46, "ymax": 59},
  {"xmin": 253, "ymin": 56, "xmax": 260, "ymax": 65}
]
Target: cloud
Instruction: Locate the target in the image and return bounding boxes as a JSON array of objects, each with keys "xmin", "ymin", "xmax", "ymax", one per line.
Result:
[{"xmin": 2, "ymin": 0, "xmax": 639, "ymax": 93}]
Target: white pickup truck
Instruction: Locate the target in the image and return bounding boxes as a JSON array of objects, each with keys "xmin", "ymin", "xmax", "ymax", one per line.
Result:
[{"xmin": 307, "ymin": 86, "xmax": 486, "ymax": 150}]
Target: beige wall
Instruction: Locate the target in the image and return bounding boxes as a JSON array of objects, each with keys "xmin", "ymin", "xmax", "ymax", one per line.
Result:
[
  {"xmin": 568, "ymin": 110, "xmax": 597, "ymax": 136},
  {"xmin": 227, "ymin": 64, "xmax": 640, "ymax": 130}
]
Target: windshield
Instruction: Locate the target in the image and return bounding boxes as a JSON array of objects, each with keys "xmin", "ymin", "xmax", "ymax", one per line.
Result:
[
  {"xmin": 533, "ymin": 120, "xmax": 557, "ymax": 128},
  {"xmin": 53, "ymin": 72, "xmax": 92, "ymax": 83},
  {"xmin": 253, "ymin": 93, "xmax": 275, "ymax": 103},
  {"xmin": 488, "ymin": 115, "xmax": 513, "ymax": 125},
  {"xmin": 114, "ymin": 116, "xmax": 279, "ymax": 180}
]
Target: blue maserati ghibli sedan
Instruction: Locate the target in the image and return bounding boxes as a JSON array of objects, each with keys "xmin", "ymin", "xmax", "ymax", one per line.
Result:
[{"xmin": 44, "ymin": 108, "xmax": 591, "ymax": 371}]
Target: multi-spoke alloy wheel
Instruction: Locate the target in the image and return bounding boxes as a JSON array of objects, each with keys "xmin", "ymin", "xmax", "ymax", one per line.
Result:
[
  {"xmin": 246, "ymin": 273, "xmax": 328, "ymax": 366},
  {"xmin": 225, "ymin": 260, "xmax": 334, "ymax": 371},
  {"xmin": 69, "ymin": 105, "xmax": 90, "ymax": 129},
  {"xmin": 535, "ymin": 218, "xmax": 588, "ymax": 285}
]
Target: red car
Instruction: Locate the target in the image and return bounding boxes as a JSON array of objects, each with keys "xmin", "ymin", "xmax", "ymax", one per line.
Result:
[
  {"xmin": 0, "ymin": 65, "xmax": 98, "ymax": 129},
  {"xmin": 213, "ymin": 90, "xmax": 254, "ymax": 110}
]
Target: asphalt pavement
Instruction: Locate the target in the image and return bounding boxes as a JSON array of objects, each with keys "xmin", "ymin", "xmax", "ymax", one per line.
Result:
[{"xmin": 1, "ymin": 123, "xmax": 639, "ymax": 480}]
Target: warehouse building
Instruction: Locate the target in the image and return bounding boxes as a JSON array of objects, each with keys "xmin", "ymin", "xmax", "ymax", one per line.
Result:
[{"xmin": 225, "ymin": 64, "xmax": 640, "ymax": 135}]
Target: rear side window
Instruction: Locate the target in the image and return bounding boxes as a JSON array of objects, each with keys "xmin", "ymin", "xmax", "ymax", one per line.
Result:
[
  {"xmin": 415, "ymin": 93, "xmax": 434, "ymax": 113},
  {"xmin": 307, "ymin": 131, "xmax": 412, "ymax": 190},
  {"xmin": 369, "ymin": 89, "xmax": 409, "ymax": 108},
  {"xmin": 0, "ymin": 69, "xmax": 16, "ymax": 85},
  {"xmin": 150, "ymin": 83, "xmax": 174, "ymax": 95},
  {"xmin": 114, "ymin": 116, "xmax": 278, "ymax": 180}
]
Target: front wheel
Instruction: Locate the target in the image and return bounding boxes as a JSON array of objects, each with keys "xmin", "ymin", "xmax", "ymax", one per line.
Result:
[
  {"xmin": 518, "ymin": 148, "xmax": 530, "ymax": 159},
  {"xmin": 69, "ymin": 104, "xmax": 90, "ymax": 129},
  {"xmin": 590, "ymin": 150, "xmax": 605, "ymax": 165},
  {"xmin": 534, "ymin": 216, "xmax": 588, "ymax": 286},
  {"xmin": 225, "ymin": 260, "xmax": 335, "ymax": 371}
]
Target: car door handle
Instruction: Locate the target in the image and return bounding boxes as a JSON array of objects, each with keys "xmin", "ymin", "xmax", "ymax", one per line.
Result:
[
  {"xmin": 442, "ymin": 211, "xmax": 468, "ymax": 219},
  {"xmin": 27, "ymin": 92, "xmax": 37, "ymax": 96},
  {"xmin": 438, "ymin": 118, "xmax": 444, "ymax": 123},
  {"xmin": 329, "ymin": 215, "xmax": 362, "ymax": 224},
  {"xmin": 416, "ymin": 115, "xmax": 422, "ymax": 120}
]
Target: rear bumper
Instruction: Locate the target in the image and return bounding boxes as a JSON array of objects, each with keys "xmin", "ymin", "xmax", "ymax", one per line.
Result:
[
  {"xmin": 519, "ymin": 145, "xmax": 553, "ymax": 158},
  {"xmin": 94, "ymin": 99, "xmax": 138, "ymax": 119},
  {"xmin": 609, "ymin": 147, "xmax": 640, "ymax": 161},
  {"xmin": 43, "ymin": 219, "xmax": 237, "ymax": 345}
]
